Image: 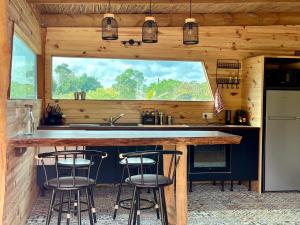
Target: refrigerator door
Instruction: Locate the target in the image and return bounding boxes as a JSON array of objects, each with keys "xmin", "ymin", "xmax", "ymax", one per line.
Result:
[{"xmin": 265, "ymin": 90, "xmax": 300, "ymax": 191}]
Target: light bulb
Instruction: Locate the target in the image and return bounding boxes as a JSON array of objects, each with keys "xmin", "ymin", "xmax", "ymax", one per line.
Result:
[{"xmin": 106, "ymin": 24, "xmax": 112, "ymax": 31}]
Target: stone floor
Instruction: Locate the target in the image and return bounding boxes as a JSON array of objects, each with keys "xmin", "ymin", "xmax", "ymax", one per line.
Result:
[{"xmin": 27, "ymin": 183, "xmax": 300, "ymax": 225}]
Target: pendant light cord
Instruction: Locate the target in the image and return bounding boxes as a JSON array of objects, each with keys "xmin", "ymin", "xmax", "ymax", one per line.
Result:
[
  {"xmin": 189, "ymin": 0, "xmax": 192, "ymax": 18},
  {"xmin": 108, "ymin": 0, "xmax": 111, "ymax": 13},
  {"xmin": 150, "ymin": 0, "xmax": 152, "ymax": 16}
]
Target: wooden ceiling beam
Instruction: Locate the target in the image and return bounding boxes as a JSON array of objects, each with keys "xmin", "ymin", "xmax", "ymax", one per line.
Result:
[
  {"xmin": 41, "ymin": 12, "xmax": 300, "ymax": 27},
  {"xmin": 28, "ymin": 0, "xmax": 300, "ymax": 4}
]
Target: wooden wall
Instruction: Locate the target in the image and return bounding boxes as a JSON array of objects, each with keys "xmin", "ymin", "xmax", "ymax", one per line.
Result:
[
  {"xmin": 0, "ymin": 1, "xmax": 10, "ymax": 224},
  {"xmin": 1, "ymin": 0, "xmax": 42, "ymax": 225},
  {"xmin": 8, "ymin": 0, "xmax": 41, "ymax": 54},
  {"xmin": 3, "ymin": 100, "xmax": 42, "ymax": 225},
  {"xmin": 241, "ymin": 56, "xmax": 265, "ymax": 193},
  {"xmin": 45, "ymin": 26, "xmax": 300, "ymax": 125}
]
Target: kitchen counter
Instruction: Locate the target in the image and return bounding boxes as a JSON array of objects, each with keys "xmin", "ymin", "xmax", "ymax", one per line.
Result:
[
  {"xmin": 9, "ymin": 130, "xmax": 242, "ymax": 147},
  {"xmin": 38, "ymin": 124, "xmax": 260, "ymax": 131},
  {"xmin": 9, "ymin": 129, "xmax": 242, "ymax": 225}
]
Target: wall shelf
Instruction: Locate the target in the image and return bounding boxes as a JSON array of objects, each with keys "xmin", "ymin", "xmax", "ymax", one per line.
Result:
[{"xmin": 216, "ymin": 59, "xmax": 241, "ymax": 89}]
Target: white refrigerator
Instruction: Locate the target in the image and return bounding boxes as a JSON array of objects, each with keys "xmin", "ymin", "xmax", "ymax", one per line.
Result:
[{"xmin": 265, "ymin": 90, "xmax": 300, "ymax": 191}]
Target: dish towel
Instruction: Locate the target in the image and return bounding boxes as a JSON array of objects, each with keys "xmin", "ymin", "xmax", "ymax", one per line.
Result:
[{"xmin": 214, "ymin": 87, "xmax": 225, "ymax": 115}]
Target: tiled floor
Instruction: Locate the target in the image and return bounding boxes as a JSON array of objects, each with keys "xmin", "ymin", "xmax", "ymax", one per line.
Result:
[{"xmin": 27, "ymin": 183, "xmax": 300, "ymax": 225}]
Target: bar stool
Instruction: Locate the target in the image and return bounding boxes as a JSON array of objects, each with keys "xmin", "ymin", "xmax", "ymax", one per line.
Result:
[
  {"xmin": 121, "ymin": 150, "xmax": 182, "ymax": 225},
  {"xmin": 54, "ymin": 146, "xmax": 98, "ymax": 222},
  {"xmin": 37, "ymin": 149, "xmax": 107, "ymax": 225},
  {"xmin": 113, "ymin": 154, "xmax": 160, "ymax": 220}
]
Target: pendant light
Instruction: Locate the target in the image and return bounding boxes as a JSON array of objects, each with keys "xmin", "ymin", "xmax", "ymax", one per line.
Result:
[
  {"xmin": 183, "ymin": 0, "xmax": 198, "ymax": 45},
  {"xmin": 102, "ymin": 0, "xmax": 118, "ymax": 40},
  {"xmin": 142, "ymin": 0, "xmax": 158, "ymax": 43}
]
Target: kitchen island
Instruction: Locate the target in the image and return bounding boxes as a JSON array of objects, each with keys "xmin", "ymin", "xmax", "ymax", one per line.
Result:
[{"xmin": 9, "ymin": 130, "xmax": 241, "ymax": 225}]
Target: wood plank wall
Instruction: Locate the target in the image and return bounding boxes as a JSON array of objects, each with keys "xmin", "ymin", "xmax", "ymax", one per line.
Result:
[
  {"xmin": 241, "ymin": 56, "xmax": 265, "ymax": 193},
  {"xmin": 3, "ymin": 100, "xmax": 42, "ymax": 225},
  {"xmin": 0, "ymin": 1, "xmax": 10, "ymax": 224},
  {"xmin": 45, "ymin": 26, "xmax": 300, "ymax": 125},
  {"xmin": 2, "ymin": 1, "xmax": 42, "ymax": 225},
  {"xmin": 8, "ymin": 0, "xmax": 41, "ymax": 54}
]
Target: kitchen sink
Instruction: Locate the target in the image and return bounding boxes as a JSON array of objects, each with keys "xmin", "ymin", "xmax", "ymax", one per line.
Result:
[{"xmin": 68, "ymin": 123, "xmax": 102, "ymax": 127}]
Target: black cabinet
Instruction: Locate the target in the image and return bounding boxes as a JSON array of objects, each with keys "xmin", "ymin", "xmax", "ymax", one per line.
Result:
[
  {"xmin": 231, "ymin": 129, "xmax": 259, "ymax": 181},
  {"xmin": 188, "ymin": 128, "xmax": 259, "ymax": 184}
]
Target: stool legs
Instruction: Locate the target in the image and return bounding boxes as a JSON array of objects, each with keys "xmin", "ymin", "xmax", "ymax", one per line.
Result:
[
  {"xmin": 128, "ymin": 186, "xmax": 137, "ymax": 225},
  {"xmin": 77, "ymin": 190, "xmax": 81, "ymax": 225},
  {"xmin": 136, "ymin": 189, "xmax": 141, "ymax": 225},
  {"xmin": 46, "ymin": 190, "xmax": 57, "ymax": 225},
  {"xmin": 57, "ymin": 191, "xmax": 64, "ymax": 225},
  {"xmin": 66, "ymin": 191, "xmax": 72, "ymax": 225},
  {"xmin": 113, "ymin": 167, "xmax": 125, "ymax": 220},
  {"xmin": 89, "ymin": 188, "xmax": 97, "ymax": 223},
  {"xmin": 152, "ymin": 189, "xmax": 160, "ymax": 219},
  {"xmin": 158, "ymin": 187, "xmax": 168, "ymax": 225},
  {"xmin": 86, "ymin": 188, "xmax": 94, "ymax": 225}
]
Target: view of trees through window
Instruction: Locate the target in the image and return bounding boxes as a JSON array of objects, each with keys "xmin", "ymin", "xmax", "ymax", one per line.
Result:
[
  {"xmin": 52, "ymin": 57, "xmax": 213, "ymax": 101},
  {"xmin": 10, "ymin": 34, "xmax": 37, "ymax": 99}
]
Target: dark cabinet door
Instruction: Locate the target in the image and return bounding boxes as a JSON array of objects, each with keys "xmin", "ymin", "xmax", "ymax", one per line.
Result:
[{"xmin": 231, "ymin": 129, "xmax": 259, "ymax": 180}]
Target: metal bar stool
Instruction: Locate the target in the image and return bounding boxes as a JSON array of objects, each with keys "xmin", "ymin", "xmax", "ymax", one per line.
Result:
[
  {"xmin": 113, "ymin": 151, "xmax": 160, "ymax": 220},
  {"xmin": 121, "ymin": 150, "xmax": 182, "ymax": 225},
  {"xmin": 54, "ymin": 146, "xmax": 98, "ymax": 223},
  {"xmin": 37, "ymin": 149, "xmax": 107, "ymax": 225}
]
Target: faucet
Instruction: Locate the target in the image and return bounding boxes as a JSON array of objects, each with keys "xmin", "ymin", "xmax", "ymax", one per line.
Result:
[{"xmin": 109, "ymin": 113, "xmax": 125, "ymax": 126}]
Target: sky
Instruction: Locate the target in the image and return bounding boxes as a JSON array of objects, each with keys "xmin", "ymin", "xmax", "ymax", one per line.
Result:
[{"xmin": 52, "ymin": 57, "xmax": 208, "ymax": 87}]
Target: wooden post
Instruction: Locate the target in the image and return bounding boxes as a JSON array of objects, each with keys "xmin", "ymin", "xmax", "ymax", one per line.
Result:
[
  {"xmin": 0, "ymin": 0, "xmax": 11, "ymax": 224},
  {"xmin": 163, "ymin": 145, "xmax": 176, "ymax": 225},
  {"xmin": 175, "ymin": 144, "xmax": 188, "ymax": 225}
]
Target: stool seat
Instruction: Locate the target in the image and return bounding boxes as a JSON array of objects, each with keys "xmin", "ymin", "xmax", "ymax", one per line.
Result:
[
  {"xmin": 119, "ymin": 157, "xmax": 155, "ymax": 166},
  {"xmin": 58, "ymin": 158, "xmax": 91, "ymax": 167},
  {"xmin": 125, "ymin": 174, "xmax": 171, "ymax": 187},
  {"xmin": 46, "ymin": 176, "xmax": 95, "ymax": 190}
]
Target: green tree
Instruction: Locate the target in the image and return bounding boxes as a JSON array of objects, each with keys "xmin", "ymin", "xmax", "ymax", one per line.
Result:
[
  {"xmin": 146, "ymin": 79, "xmax": 182, "ymax": 100},
  {"xmin": 53, "ymin": 64, "xmax": 102, "ymax": 98},
  {"xmin": 78, "ymin": 73, "xmax": 102, "ymax": 92},
  {"xmin": 55, "ymin": 63, "xmax": 79, "ymax": 95},
  {"xmin": 87, "ymin": 87, "xmax": 118, "ymax": 100},
  {"xmin": 10, "ymin": 82, "xmax": 35, "ymax": 99},
  {"xmin": 112, "ymin": 68, "xmax": 145, "ymax": 99}
]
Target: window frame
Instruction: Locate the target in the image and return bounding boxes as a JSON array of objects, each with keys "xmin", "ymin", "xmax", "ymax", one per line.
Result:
[
  {"xmin": 50, "ymin": 55, "xmax": 214, "ymax": 102},
  {"xmin": 9, "ymin": 31, "xmax": 38, "ymax": 100}
]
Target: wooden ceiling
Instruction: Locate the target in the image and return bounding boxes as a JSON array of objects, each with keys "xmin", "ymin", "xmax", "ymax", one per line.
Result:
[
  {"xmin": 29, "ymin": 0, "xmax": 300, "ymax": 14},
  {"xmin": 26, "ymin": 0, "xmax": 300, "ymax": 27}
]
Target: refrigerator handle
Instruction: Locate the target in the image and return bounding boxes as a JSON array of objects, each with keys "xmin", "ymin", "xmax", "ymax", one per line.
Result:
[{"xmin": 268, "ymin": 116, "xmax": 298, "ymax": 120}]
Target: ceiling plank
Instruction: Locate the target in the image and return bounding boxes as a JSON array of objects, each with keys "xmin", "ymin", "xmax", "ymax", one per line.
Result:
[
  {"xmin": 41, "ymin": 12, "xmax": 300, "ymax": 27},
  {"xmin": 28, "ymin": 0, "xmax": 300, "ymax": 4}
]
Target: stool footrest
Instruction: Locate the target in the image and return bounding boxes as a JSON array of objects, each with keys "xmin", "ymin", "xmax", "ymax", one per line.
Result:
[{"xmin": 119, "ymin": 198, "xmax": 155, "ymax": 210}]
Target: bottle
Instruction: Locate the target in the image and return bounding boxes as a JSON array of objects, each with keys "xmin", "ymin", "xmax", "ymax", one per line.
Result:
[
  {"xmin": 23, "ymin": 104, "xmax": 35, "ymax": 135},
  {"xmin": 167, "ymin": 116, "xmax": 173, "ymax": 125},
  {"xmin": 225, "ymin": 110, "xmax": 231, "ymax": 125},
  {"xmin": 159, "ymin": 112, "xmax": 165, "ymax": 125}
]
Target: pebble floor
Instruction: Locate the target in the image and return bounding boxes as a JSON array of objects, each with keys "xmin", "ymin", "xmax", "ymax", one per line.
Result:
[{"xmin": 26, "ymin": 183, "xmax": 300, "ymax": 225}]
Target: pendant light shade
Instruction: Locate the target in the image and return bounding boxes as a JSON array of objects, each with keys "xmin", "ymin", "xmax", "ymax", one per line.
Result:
[
  {"xmin": 142, "ymin": 0, "xmax": 158, "ymax": 43},
  {"xmin": 142, "ymin": 16, "xmax": 158, "ymax": 43},
  {"xmin": 183, "ymin": 18, "xmax": 198, "ymax": 45},
  {"xmin": 102, "ymin": 0, "xmax": 118, "ymax": 40},
  {"xmin": 183, "ymin": 0, "xmax": 199, "ymax": 45}
]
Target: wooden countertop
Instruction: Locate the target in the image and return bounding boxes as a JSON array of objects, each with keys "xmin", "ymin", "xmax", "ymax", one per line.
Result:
[
  {"xmin": 9, "ymin": 130, "xmax": 242, "ymax": 147},
  {"xmin": 38, "ymin": 124, "xmax": 260, "ymax": 131}
]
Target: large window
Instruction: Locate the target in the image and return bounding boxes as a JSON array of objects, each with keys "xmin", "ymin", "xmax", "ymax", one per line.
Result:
[
  {"xmin": 10, "ymin": 34, "xmax": 37, "ymax": 99},
  {"xmin": 52, "ymin": 57, "xmax": 213, "ymax": 101}
]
